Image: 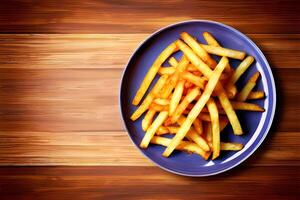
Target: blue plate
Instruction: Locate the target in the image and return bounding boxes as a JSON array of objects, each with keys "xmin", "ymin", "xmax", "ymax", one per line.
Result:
[{"xmin": 119, "ymin": 20, "xmax": 276, "ymax": 176}]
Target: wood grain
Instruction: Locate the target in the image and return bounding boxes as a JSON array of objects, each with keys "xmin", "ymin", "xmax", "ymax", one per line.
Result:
[
  {"xmin": 0, "ymin": 0, "xmax": 299, "ymax": 198},
  {"xmin": 0, "ymin": 34, "xmax": 299, "ymax": 69},
  {"xmin": 0, "ymin": 131, "xmax": 298, "ymax": 166},
  {"xmin": 0, "ymin": 0, "xmax": 299, "ymax": 34},
  {"xmin": 0, "ymin": 166, "xmax": 299, "ymax": 199}
]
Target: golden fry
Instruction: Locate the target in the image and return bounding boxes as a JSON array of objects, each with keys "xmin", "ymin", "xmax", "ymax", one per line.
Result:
[
  {"xmin": 168, "ymin": 57, "xmax": 178, "ymax": 67},
  {"xmin": 169, "ymin": 80, "xmax": 185, "ymax": 116},
  {"xmin": 181, "ymin": 32, "xmax": 217, "ymax": 68},
  {"xmin": 131, "ymin": 75, "xmax": 168, "ymax": 121},
  {"xmin": 151, "ymin": 136, "xmax": 210, "ymax": 160},
  {"xmin": 181, "ymin": 71, "xmax": 207, "ymax": 89},
  {"xmin": 158, "ymin": 66, "xmax": 175, "ymax": 75},
  {"xmin": 142, "ymin": 109, "xmax": 156, "ymax": 131},
  {"xmin": 200, "ymin": 44, "xmax": 246, "ymax": 60},
  {"xmin": 132, "ymin": 42, "xmax": 178, "ymax": 105},
  {"xmin": 156, "ymin": 126, "xmax": 169, "ymax": 135},
  {"xmin": 193, "ymin": 118, "xmax": 203, "ymax": 135},
  {"xmin": 236, "ymin": 72, "xmax": 260, "ymax": 101},
  {"xmin": 153, "ymin": 98, "xmax": 170, "ymax": 106},
  {"xmin": 207, "ymin": 98, "xmax": 220, "ymax": 159},
  {"xmin": 163, "ymin": 56, "xmax": 228, "ymax": 157},
  {"xmin": 247, "ymin": 91, "xmax": 265, "ymax": 100},
  {"xmin": 140, "ymin": 111, "xmax": 168, "ymax": 148},
  {"xmin": 221, "ymin": 142, "xmax": 243, "ymax": 151}
]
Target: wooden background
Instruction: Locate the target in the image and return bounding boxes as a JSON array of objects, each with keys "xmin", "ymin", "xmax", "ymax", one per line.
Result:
[{"xmin": 0, "ymin": 0, "xmax": 299, "ymax": 199}]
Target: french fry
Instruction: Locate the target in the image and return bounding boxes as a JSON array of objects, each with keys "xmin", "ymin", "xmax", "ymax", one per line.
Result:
[
  {"xmin": 187, "ymin": 64, "xmax": 200, "ymax": 72},
  {"xmin": 236, "ymin": 72, "xmax": 260, "ymax": 101},
  {"xmin": 158, "ymin": 66, "xmax": 175, "ymax": 75},
  {"xmin": 153, "ymin": 98, "xmax": 170, "ymax": 106},
  {"xmin": 247, "ymin": 91, "xmax": 265, "ymax": 100},
  {"xmin": 200, "ymin": 44, "xmax": 246, "ymax": 60},
  {"xmin": 169, "ymin": 80, "xmax": 185, "ymax": 116},
  {"xmin": 202, "ymin": 32, "xmax": 233, "ymax": 74},
  {"xmin": 205, "ymin": 122, "xmax": 212, "ymax": 148},
  {"xmin": 132, "ymin": 42, "xmax": 178, "ymax": 105},
  {"xmin": 193, "ymin": 118, "xmax": 203, "ymax": 135},
  {"xmin": 131, "ymin": 75, "xmax": 168, "ymax": 121},
  {"xmin": 149, "ymin": 103, "xmax": 168, "ymax": 112},
  {"xmin": 226, "ymin": 56, "xmax": 255, "ymax": 97},
  {"xmin": 181, "ymin": 32, "xmax": 217, "ymax": 68},
  {"xmin": 177, "ymin": 116, "xmax": 210, "ymax": 152},
  {"xmin": 142, "ymin": 109, "xmax": 156, "ymax": 131},
  {"xmin": 181, "ymin": 71, "xmax": 207, "ymax": 89},
  {"xmin": 198, "ymin": 113, "xmax": 211, "ymax": 122},
  {"xmin": 163, "ymin": 56, "xmax": 228, "ymax": 157},
  {"xmin": 159, "ymin": 56, "xmax": 189, "ymax": 98},
  {"xmin": 176, "ymin": 40, "xmax": 242, "ymax": 135},
  {"xmin": 203, "ymin": 32, "xmax": 220, "ymax": 47},
  {"xmin": 167, "ymin": 126, "xmax": 180, "ymax": 134},
  {"xmin": 221, "ymin": 142, "xmax": 243, "ymax": 151},
  {"xmin": 150, "ymin": 136, "xmax": 210, "ymax": 159},
  {"xmin": 207, "ymin": 98, "xmax": 220, "ymax": 159},
  {"xmin": 168, "ymin": 57, "xmax": 178, "ymax": 67},
  {"xmin": 171, "ymin": 87, "xmax": 200, "ymax": 124},
  {"xmin": 156, "ymin": 126, "xmax": 169, "ymax": 135},
  {"xmin": 217, "ymin": 101, "xmax": 265, "ymax": 112},
  {"xmin": 220, "ymin": 119, "xmax": 229, "ymax": 131},
  {"xmin": 140, "ymin": 111, "xmax": 168, "ymax": 148}
]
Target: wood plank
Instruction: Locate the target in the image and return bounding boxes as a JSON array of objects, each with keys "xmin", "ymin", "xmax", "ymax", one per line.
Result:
[
  {"xmin": 0, "ymin": 0, "xmax": 299, "ymax": 34},
  {"xmin": 1, "ymin": 68, "xmax": 299, "ymax": 132},
  {"xmin": 0, "ymin": 34, "xmax": 299, "ymax": 69},
  {"xmin": 0, "ymin": 131, "xmax": 298, "ymax": 166},
  {"xmin": 0, "ymin": 166, "xmax": 298, "ymax": 199}
]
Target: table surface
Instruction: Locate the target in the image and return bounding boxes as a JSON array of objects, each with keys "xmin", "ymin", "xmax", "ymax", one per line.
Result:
[{"xmin": 0, "ymin": 0, "xmax": 299, "ymax": 199}]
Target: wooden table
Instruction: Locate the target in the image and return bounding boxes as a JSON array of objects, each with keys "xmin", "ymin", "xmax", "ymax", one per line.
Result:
[{"xmin": 0, "ymin": 0, "xmax": 299, "ymax": 199}]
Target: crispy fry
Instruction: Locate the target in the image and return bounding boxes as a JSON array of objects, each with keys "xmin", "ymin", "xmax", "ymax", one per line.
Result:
[
  {"xmin": 248, "ymin": 91, "xmax": 265, "ymax": 100},
  {"xmin": 193, "ymin": 118, "xmax": 203, "ymax": 135},
  {"xmin": 163, "ymin": 56, "xmax": 228, "ymax": 157},
  {"xmin": 140, "ymin": 111, "xmax": 168, "ymax": 148},
  {"xmin": 158, "ymin": 66, "xmax": 175, "ymax": 75},
  {"xmin": 181, "ymin": 32, "xmax": 217, "ymax": 68},
  {"xmin": 131, "ymin": 75, "xmax": 168, "ymax": 121},
  {"xmin": 153, "ymin": 98, "xmax": 170, "ymax": 106},
  {"xmin": 205, "ymin": 122, "xmax": 212, "ymax": 147},
  {"xmin": 133, "ymin": 42, "xmax": 178, "ymax": 105},
  {"xmin": 236, "ymin": 72, "xmax": 260, "ymax": 101},
  {"xmin": 217, "ymin": 101, "xmax": 265, "ymax": 112},
  {"xmin": 226, "ymin": 56, "xmax": 255, "ymax": 97},
  {"xmin": 203, "ymin": 32, "xmax": 220, "ymax": 47},
  {"xmin": 207, "ymin": 98, "xmax": 220, "ymax": 159},
  {"xmin": 176, "ymin": 40, "xmax": 242, "ymax": 135},
  {"xmin": 156, "ymin": 126, "xmax": 169, "ymax": 135},
  {"xmin": 202, "ymin": 32, "xmax": 232, "ymax": 74},
  {"xmin": 200, "ymin": 44, "xmax": 246, "ymax": 60},
  {"xmin": 187, "ymin": 64, "xmax": 200, "ymax": 72},
  {"xmin": 168, "ymin": 57, "xmax": 178, "ymax": 67},
  {"xmin": 171, "ymin": 87, "xmax": 200, "ymax": 124},
  {"xmin": 181, "ymin": 71, "xmax": 207, "ymax": 89},
  {"xmin": 220, "ymin": 118, "xmax": 229, "ymax": 131},
  {"xmin": 151, "ymin": 136, "xmax": 210, "ymax": 159},
  {"xmin": 221, "ymin": 142, "xmax": 243, "ymax": 151},
  {"xmin": 169, "ymin": 80, "xmax": 185, "ymax": 116},
  {"xmin": 198, "ymin": 113, "xmax": 211, "ymax": 122},
  {"xmin": 142, "ymin": 109, "xmax": 156, "ymax": 131},
  {"xmin": 177, "ymin": 116, "xmax": 210, "ymax": 151},
  {"xmin": 149, "ymin": 103, "xmax": 168, "ymax": 112}
]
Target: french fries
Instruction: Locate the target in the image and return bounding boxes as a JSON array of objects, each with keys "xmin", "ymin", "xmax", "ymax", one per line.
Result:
[
  {"xmin": 132, "ymin": 42, "xmax": 178, "ymax": 105},
  {"xmin": 169, "ymin": 80, "xmax": 185, "ymax": 116},
  {"xmin": 130, "ymin": 31, "xmax": 265, "ymax": 161},
  {"xmin": 163, "ymin": 57, "xmax": 228, "ymax": 157},
  {"xmin": 236, "ymin": 72, "xmax": 260, "ymax": 101}
]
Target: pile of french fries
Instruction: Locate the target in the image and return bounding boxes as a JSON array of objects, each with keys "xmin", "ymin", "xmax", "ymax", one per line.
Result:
[{"xmin": 130, "ymin": 32, "xmax": 265, "ymax": 160}]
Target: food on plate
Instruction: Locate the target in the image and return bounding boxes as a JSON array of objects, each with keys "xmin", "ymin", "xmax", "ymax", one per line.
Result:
[{"xmin": 130, "ymin": 31, "xmax": 265, "ymax": 160}]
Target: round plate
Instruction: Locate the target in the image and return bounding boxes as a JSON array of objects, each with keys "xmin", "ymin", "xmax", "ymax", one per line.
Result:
[{"xmin": 119, "ymin": 20, "xmax": 276, "ymax": 176}]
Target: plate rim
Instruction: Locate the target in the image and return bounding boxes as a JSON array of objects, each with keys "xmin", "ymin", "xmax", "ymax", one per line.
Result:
[{"xmin": 119, "ymin": 19, "xmax": 277, "ymax": 177}]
